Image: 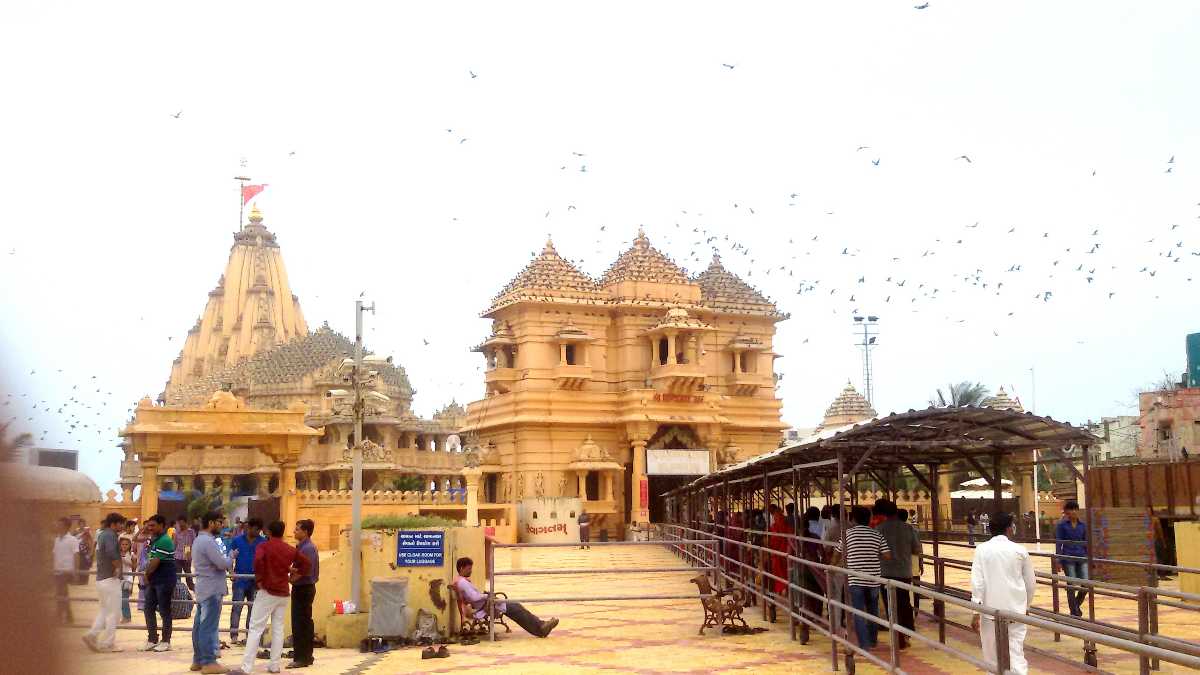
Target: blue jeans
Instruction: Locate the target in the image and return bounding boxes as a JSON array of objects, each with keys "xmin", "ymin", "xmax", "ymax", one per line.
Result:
[
  {"xmin": 1060, "ymin": 560, "xmax": 1088, "ymax": 615},
  {"xmin": 230, "ymin": 584, "xmax": 256, "ymax": 641},
  {"xmin": 192, "ymin": 594, "xmax": 222, "ymax": 665},
  {"xmin": 121, "ymin": 584, "xmax": 131, "ymax": 620},
  {"xmin": 849, "ymin": 585, "xmax": 880, "ymax": 648}
]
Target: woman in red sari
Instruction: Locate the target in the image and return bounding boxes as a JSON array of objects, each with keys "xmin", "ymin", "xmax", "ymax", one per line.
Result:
[{"xmin": 768, "ymin": 504, "xmax": 790, "ymax": 597}]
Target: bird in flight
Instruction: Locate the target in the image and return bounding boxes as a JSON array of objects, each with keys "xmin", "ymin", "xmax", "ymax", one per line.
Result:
[
  {"xmin": 469, "ymin": 70, "xmax": 478, "ymax": 79},
  {"xmin": 914, "ymin": 2, "xmax": 930, "ymax": 8},
  {"xmin": 955, "ymin": 155, "xmax": 972, "ymax": 163},
  {"xmin": 170, "ymin": 110, "xmax": 183, "ymax": 119},
  {"xmin": 871, "ymin": 158, "xmax": 880, "ymax": 166},
  {"xmin": 856, "ymin": 146, "xmax": 871, "ymax": 152},
  {"xmin": 721, "ymin": 63, "xmax": 736, "ymax": 69}
]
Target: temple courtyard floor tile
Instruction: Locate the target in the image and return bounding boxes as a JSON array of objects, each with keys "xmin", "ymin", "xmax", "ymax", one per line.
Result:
[{"xmin": 59, "ymin": 542, "xmax": 1199, "ymax": 673}]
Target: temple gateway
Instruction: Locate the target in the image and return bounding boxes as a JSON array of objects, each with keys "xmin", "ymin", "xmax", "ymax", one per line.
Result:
[{"xmin": 463, "ymin": 230, "xmax": 789, "ymax": 537}]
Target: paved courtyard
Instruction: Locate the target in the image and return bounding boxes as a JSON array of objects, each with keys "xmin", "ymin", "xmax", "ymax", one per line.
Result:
[{"xmin": 58, "ymin": 542, "xmax": 1199, "ymax": 673}]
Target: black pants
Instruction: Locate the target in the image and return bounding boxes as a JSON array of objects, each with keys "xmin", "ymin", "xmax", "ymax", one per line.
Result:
[
  {"xmin": 144, "ymin": 579, "xmax": 174, "ymax": 643},
  {"xmin": 291, "ymin": 584, "xmax": 316, "ymax": 663},
  {"xmin": 880, "ymin": 577, "xmax": 914, "ymax": 637},
  {"xmin": 54, "ymin": 573, "xmax": 73, "ymax": 622},
  {"xmin": 503, "ymin": 602, "xmax": 546, "ymax": 637},
  {"xmin": 178, "ymin": 560, "xmax": 194, "ymax": 590}
]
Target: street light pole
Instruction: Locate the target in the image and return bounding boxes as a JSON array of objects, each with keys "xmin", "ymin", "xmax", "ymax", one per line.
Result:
[{"xmin": 350, "ymin": 298, "xmax": 374, "ymax": 608}]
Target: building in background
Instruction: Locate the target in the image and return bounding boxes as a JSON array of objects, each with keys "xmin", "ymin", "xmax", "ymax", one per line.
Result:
[
  {"xmin": 814, "ymin": 381, "xmax": 877, "ymax": 433},
  {"xmin": 26, "ymin": 447, "xmax": 79, "ymax": 470},
  {"xmin": 1138, "ymin": 388, "xmax": 1200, "ymax": 462},
  {"xmin": 464, "ymin": 232, "xmax": 788, "ymax": 535},
  {"xmin": 1084, "ymin": 416, "xmax": 1141, "ymax": 463}
]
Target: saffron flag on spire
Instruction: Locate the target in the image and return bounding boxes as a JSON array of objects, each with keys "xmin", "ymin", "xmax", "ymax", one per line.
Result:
[{"xmin": 241, "ymin": 183, "xmax": 267, "ymax": 205}]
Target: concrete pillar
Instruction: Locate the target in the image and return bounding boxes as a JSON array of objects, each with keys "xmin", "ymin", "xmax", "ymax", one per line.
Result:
[
  {"xmin": 667, "ymin": 332, "xmax": 678, "ymax": 365},
  {"xmin": 463, "ymin": 468, "xmax": 482, "ymax": 527},
  {"xmin": 337, "ymin": 471, "xmax": 349, "ymax": 491},
  {"xmin": 221, "ymin": 475, "xmax": 234, "ymax": 503},
  {"xmin": 559, "ymin": 342, "xmax": 568, "ymax": 365},
  {"xmin": 279, "ymin": 462, "xmax": 298, "ymax": 541},
  {"xmin": 577, "ymin": 471, "xmax": 588, "ymax": 499},
  {"xmin": 256, "ymin": 475, "xmax": 271, "ymax": 499},
  {"xmin": 632, "ymin": 439, "xmax": 648, "ymax": 524},
  {"xmin": 121, "ymin": 485, "xmax": 135, "ymax": 504},
  {"xmin": 604, "ymin": 472, "xmax": 615, "ymax": 502},
  {"xmin": 141, "ymin": 464, "xmax": 159, "ymax": 521},
  {"xmin": 938, "ymin": 471, "xmax": 955, "ymax": 530}
]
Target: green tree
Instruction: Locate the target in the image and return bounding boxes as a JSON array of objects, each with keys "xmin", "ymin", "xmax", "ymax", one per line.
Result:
[
  {"xmin": 930, "ymin": 381, "xmax": 990, "ymax": 408},
  {"xmin": 0, "ymin": 420, "xmax": 33, "ymax": 462},
  {"xmin": 184, "ymin": 488, "xmax": 235, "ymax": 522},
  {"xmin": 390, "ymin": 475, "xmax": 427, "ymax": 492}
]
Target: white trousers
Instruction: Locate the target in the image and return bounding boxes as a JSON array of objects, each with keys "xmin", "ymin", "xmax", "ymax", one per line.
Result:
[
  {"xmin": 86, "ymin": 577, "xmax": 122, "ymax": 649},
  {"xmin": 980, "ymin": 616, "xmax": 1028, "ymax": 675},
  {"xmin": 241, "ymin": 592, "xmax": 289, "ymax": 673}
]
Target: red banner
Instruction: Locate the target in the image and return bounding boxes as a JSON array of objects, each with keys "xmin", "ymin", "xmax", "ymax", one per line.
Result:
[
  {"xmin": 639, "ymin": 478, "xmax": 650, "ymax": 521},
  {"xmin": 241, "ymin": 183, "xmax": 267, "ymax": 205}
]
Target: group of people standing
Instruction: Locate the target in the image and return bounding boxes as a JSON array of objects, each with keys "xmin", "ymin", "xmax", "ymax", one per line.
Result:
[{"xmin": 55, "ymin": 511, "xmax": 320, "ymax": 674}]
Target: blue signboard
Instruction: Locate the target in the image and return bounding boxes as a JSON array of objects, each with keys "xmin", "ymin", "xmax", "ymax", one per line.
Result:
[{"xmin": 396, "ymin": 530, "xmax": 444, "ymax": 567}]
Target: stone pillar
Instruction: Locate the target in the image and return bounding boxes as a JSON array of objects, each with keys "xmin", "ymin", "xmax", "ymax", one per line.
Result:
[
  {"xmin": 667, "ymin": 332, "xmax": 678, "ymax": 365},
  {"xmin": 1017, "ymin": 467, "xmax": 1036, "ymax": 516},
  {"xmin": 256, "ymin": 475, "xmax": 272, "ymax": 499},
  {"xmin": 604, "ymin": 472, "xmax": 615, "ymax": 501},
  {"xmin": 221, "ymin": 475, "xmax": 234, "ymax": 503},
  {"xmin": 279, "ymin": 462, "xmax": 298, "ymax": 541},
  {"xmin": 559, "ymin": 342, "xmax": 568, "ymax": 365},
  {"xmin": 463, "ymin": 468, "xmax": 482, "ymax": 527},
  {"xmin": 632, "ymin": 439, "xmax": 648, "ymax": 524},
  {"xmin": 337, "ymin": 470, "xmax": 349, "ymax": 491},
  {"xmin": 141, "ymin": 464, "xmax": 159, "ymax": 521},
  {"xmin": 121, "ymin": 485, "xmax": 135, "ymax": 504},
  {"xmin": 577, "ymin": 471, "xmax": 588, "ymax": 500}
]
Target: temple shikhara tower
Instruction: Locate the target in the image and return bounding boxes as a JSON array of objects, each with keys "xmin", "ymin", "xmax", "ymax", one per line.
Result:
[
  {"xmin": 464, "ymin": 230, "xmax": 789, "ymax": 534},
  {"xmin": 120, "ymin": 206, "xmax": 465, "ymax": 515}
]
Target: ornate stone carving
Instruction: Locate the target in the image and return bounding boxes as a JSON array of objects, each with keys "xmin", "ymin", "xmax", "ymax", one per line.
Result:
[
  {"xmin": 462, "ymin": 445, "xmax": 482, "ymax": 468},
  {"xmin": 716, "ymin": 443, "xmax": 740, "ymax": 467},
  {"xmin": 342, "ymin": 439, "xmax": 392, "ymax": 464},
  {"xmin": 533, "ymin": 471, "xmax": 545, "ymax": 497},
  {"xmin": 515, "ymin": 472, "xmax": 525, "ymax": 500}
]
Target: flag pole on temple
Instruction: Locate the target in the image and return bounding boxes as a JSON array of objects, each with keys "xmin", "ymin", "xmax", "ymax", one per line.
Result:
[{"xmin": 234, "ymin": 175, "xmax": 251, "ymax": 228}]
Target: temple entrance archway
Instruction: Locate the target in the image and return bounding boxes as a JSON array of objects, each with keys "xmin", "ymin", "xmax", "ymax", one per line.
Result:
[{"xmin": 645, "ymin": 425, "xmax": 709, "ymax": 524}]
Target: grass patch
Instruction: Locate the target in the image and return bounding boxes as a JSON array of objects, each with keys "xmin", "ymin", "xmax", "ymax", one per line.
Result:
[{"xmin": 361, "ymin": 514, "xmax": 461, "ymax": 530}]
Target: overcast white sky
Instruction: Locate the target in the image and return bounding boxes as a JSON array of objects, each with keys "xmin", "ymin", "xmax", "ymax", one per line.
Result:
[{"xmin": 2, "ymin": 2, "xmax": 1198, "ymax": 493}]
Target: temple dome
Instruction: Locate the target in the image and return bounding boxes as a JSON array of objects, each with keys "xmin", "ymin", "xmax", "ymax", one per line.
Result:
[
  {"xmin": 598, "ymin": 228, "xmax": 689, "ymax": 286},
  {"xmin": 981, "ymin": 386, "xmax": 1024, "ymax": 412},
  {"xmin": 693, "ymin": 253, "xmax": 784, "ymax": 318},
  {"xmin": 817, "ymin": 381, "xmax": 877, "ymax": 431},
  {"xmin": 0, "ymin": 464, "xmax": 101, "ymax": 503},
  {"xmin": 485, "ymin": 238, "xmax": 602, "ymax": 314}
]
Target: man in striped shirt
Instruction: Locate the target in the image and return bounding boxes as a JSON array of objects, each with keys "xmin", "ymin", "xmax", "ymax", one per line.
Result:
[{"xmin": 831, "ymin": 505, "xmax": 891, "ymax": 650}]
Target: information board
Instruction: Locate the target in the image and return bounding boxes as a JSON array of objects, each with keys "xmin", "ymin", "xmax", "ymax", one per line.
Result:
[
  {"xmin": 647, "ymin": 449, "xmax": 710, "ymax": 475},
  {"xmin": 396, "ymin": 530, "xmax": 445, "ymax": 567}
]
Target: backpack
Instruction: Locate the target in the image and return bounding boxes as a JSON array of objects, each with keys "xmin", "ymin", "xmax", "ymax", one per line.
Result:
[{"xmin": 171, "ymin": 579, "xmax": 193, "ymax": 620}]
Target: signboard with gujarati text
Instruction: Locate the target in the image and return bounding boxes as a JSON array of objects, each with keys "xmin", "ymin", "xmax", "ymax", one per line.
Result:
[
  {"xmin": 647, "ymin": 448, "xmax": 710, "ymax": 475},
  {"xmin": 396, "ymin": 530, "xmax": 444, "ymax": 567}
]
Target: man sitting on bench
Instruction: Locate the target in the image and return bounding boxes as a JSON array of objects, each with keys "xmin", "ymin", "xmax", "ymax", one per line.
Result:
[{"xmin": 452, "ymin": 557, "xmax": 559, "ymax": 638}]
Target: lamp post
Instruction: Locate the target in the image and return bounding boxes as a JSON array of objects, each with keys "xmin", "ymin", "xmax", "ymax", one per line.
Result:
[{"xmin": 349, "ymin": 299, "xmax": 374, "ymax": 608}]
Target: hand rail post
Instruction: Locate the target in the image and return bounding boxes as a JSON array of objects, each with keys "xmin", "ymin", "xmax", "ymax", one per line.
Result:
[
  {"xmin": 936, "ymin": 556, "xmax": 946, "ymax": 644},
  {"xmin": 1147, "ymin": 565, "xmax": 1161, "ymax": 671},
  {"xmin": 1051, "ymin": 554, "xmax": 1062, "ymax": 642},
  {"xmin": 887, "ymin": 581, "xmax": 899, "ymax": 670},
  {"xmin": 488, "ymin": 538, "xmax": 496, "ymax": 642},
  {"xmin": 994, "ymin": 614, "xmax": 1011, "ymax": 674},
  {"xmin": 1138, "ymin": 586, "xmax": 1151, "ymax": 675}
]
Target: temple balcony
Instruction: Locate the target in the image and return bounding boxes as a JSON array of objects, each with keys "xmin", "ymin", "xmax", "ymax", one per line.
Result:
[
  {"xmin": 649, "ymin": 363, "xmax": 706, "ymax": 394},
  {"xmin": 724, "ymin": 372, "xmax": 772, "ymax": 396},
  {"xmin": 554, "ymin": 364, "xmax": 592, "ymax": 390},
  {"xmin": 485, "ymin": 367, "xmax": 518, "ymax": 394},
  {"xmin": 581, "ymin": 498, "xmax": 618, "ymax": 515}
]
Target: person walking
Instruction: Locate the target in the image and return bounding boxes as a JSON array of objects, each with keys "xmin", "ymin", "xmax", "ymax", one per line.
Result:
[
  {"xmin": 191, "ymin": 511, "xmax": 234, "ymax": 673},
  {"xmin": 823, "ymin": 504, "xmax": 846, "ymax": 630},
  {"xmin": 966, "ymin": 509, "xmax": 978, "ymax": 545},
  {"xmin": 175, "ymin": 516, "xmax": 197, "ymax": 592},
  {"xmin": 979, "ymin": 512, "xmax": 991, "ymax": 539},
  {"xmin": 236, "ymin": 520, "xmax": 311, "ymax": 674},
  {"xmin": 83, "ymin": 513, "xmax": 126, "ymax": 653},
  {"xmin": 578, "ymin": 509, "xmax": 591, "ymax": 550},
  {"xmin": 831, "ymin": 505, "xmax": 890, "ymax": 650},
  {"xmin": 228, "ymin": 518, "xmax": 265, "ymax": 645},
  {"xmin": 52, "ymin": 517, "xmax": 79, "ymax": 624},
  {"xmin": 141, "ymin": 514, "xmax": 177, "ymax": 652},
  {"xmin": 1055, "ymin": 500, "xmax": 1089, "ymax": 617},
  {"xmin": 971, "ymin": 512, "xmax": 1036, "ymax": 675},
  {"xmin": 877, "ymin": 502, "xmax": 922, "ymax": 650},
  {"xmin": 75, "ymin": 518, "xmax": 94, "ymax": 585},
  {"xmin": 289, "ymin": 519, "xmax": 319, "ymax": 669},
  {"xmin": 119, "ymin": 536, "xmax": 135, "ymax": 623},
  {"xmin": 898, "ymin": 508, "xmax": 923, "ymax": 613}
]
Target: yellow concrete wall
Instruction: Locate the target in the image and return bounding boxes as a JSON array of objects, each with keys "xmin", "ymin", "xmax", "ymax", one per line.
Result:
[
  {"xmin": 1178, "ymin": 521, "xmax": 1200, "ymax": 599},
  {"xmin": 309, "ymin": 527, "xmax": 488, "ymax": 641}
]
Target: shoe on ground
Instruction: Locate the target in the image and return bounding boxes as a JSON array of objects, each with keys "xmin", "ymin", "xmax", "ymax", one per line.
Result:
[
  {"xmin": 541, "ymin": 617, "xmax": 560, "ymax": 637},
  {"xmin": 200, "ymin": 664, "xmax": 230, "ymax": 674},
  {"xmin": 139, "ymin": 641, "xmax": 157, "ymax": 652},
  {"xmin": 82, "ymin": 634, "xmax": 100, "ymax": 652},
  {"xmin": 421, "ymin": 647, "xmax": 437, "ymax": 659},
  {"xmin": 286, "ymin": 661, "xmax": 312, "ymax": 669},
  {"xmin": 436, "ymin": 645, "xmax": 450, "ymax": 658},
  {"xmin": 152, "ymin": 641, "xmax": 171, "ymax": 652},
  {"xmin": 191, "ymin": 665, "xmax": 202, "ymax": 672},
  {"xmin": 267, "ymin": 666, "xmax": 280, "ymax": 674}
]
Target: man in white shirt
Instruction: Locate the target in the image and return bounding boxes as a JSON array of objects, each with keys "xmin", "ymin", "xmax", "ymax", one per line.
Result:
[
  {"xmin": 52, "ymin": 517, "xmax": 79, "ymax": 624},
  {"xmin": 970, "ymin": 512, "xmax": 1037, "ymax": 674},
  {"xmin": 452, "ymin": 557, "xmax": 558, "ymax": 638}
]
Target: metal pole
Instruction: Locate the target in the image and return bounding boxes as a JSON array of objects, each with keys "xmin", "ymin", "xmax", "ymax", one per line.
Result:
[
  {"xmin": 1082, "ymin": 444, "xmax": 1098, "ymax": 668},
  {"xmin": 349, "ymin": 299, "xmax": 372, "ymax": 608}
]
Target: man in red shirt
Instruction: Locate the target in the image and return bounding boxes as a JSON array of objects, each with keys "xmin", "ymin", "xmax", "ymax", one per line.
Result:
[{"xmin": 235, "ymin": 521, "xmax": 311, "ymax": 674}]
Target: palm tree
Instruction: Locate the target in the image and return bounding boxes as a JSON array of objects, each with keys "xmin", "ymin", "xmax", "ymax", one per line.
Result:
[
  {"xmin": 0, "ymin": 420, "xmax": 33, "ymax": 462},
  {"xmin": 929, "ymin": 381, "xmax": 990, "ymax": 408}
]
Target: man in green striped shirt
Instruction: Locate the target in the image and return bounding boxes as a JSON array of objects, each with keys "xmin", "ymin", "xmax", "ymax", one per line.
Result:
[{"xmin": 141, "ymin": 514, "xmax": 178, "ymax": 652}]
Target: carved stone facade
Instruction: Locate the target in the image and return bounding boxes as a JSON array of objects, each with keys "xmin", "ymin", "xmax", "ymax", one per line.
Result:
[{"xmin": 465, "ymin": 231, "xmax": 788, "ymax": 533}]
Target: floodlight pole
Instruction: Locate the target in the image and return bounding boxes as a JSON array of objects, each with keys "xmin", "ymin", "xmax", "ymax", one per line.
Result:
[{"xmin": 350, "ymin": 298, "xmax": 374, "ymax": 608}]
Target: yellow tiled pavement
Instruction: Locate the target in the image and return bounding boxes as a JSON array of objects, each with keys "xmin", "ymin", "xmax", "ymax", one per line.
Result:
[{"xmin": 58, "ymin": 542, "xmax": 1200, "ymax": 673}]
